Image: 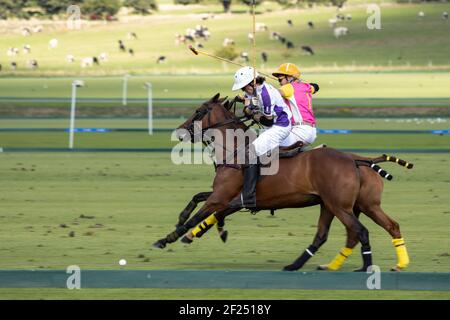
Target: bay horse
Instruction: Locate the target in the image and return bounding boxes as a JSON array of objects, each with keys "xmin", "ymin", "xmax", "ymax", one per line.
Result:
[
  {"xmin": 154, "ymin": 93, "xmax": 411, "ymax": 271},
  {"xmin": 164, "ymin": 151, "xmax": 413, "ymax": 271}
]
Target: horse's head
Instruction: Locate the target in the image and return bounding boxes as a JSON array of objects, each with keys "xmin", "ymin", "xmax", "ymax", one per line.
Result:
[{"xmin": 176, "ymin": 93, "xmax": 236, "ymax": 143}]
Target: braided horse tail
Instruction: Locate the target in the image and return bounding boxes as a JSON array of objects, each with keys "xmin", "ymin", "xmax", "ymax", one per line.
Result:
[
  {"xmin": 372, "ymin": 154, "xmax": 414, "ymax": 169},
  {"xmin": 353, "ymin": 154, "xmax": 414, "ymax": 181}
]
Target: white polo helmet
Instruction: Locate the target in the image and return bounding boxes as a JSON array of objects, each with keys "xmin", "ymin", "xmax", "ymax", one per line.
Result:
[{"xmin": 232, "ymin": 66, "xmax": 259, "ymax": 91}]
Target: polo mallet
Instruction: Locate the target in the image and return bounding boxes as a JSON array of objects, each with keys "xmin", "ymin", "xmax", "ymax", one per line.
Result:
[{"xmin": 188, "ymin": 45, "xmax": 277, "ymax": 81}]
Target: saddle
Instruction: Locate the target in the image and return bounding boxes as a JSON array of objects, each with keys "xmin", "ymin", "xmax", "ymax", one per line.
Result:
[
  {"xmin": 278, "ymin": 142, "xmax": 327, "ymax": 159},
  {"xmin": 216, "ymin": 143, "xmax": 327, "ymax": 170},
  {"xmin": 279, "ymin": 141, "xmax": 304, "ymax": 158}
]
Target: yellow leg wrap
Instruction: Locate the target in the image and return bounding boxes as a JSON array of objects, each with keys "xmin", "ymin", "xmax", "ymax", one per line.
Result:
[
  {"xmin": 192, "ymin": 214, "xmax": 218, "ymax": 238},
  {"xmin": 392, "ymin": 238, "xmax": 410, "ymax": 269},
  {"xmin": 326, "ymin": 247, "xmax": 353, "ymax": 271}
]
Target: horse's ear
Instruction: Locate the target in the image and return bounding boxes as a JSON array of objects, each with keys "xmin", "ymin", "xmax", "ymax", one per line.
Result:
[
  {"xmin": 223, "ymin": 100, "xmax": 231, "ymax": 110},
  {"xmin": 211, "ymin": 93, "xmax": 220, "ymax": 102},
  {"xmin": 218, "ymin": 96, "xmax": 228, "ymax": 104}
]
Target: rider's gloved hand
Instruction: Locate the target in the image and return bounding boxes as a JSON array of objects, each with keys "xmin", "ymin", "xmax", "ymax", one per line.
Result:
[
  {"xmin": 234, "ymin": 95, "xmax": 245, "ymax": 103},
  {"xmin": 243, "ymin": 106, "xmax": 253, "ymax": 119},
  {"xmin": 251, "ymin": 97, "xmax": 260, "ymax": 110}
]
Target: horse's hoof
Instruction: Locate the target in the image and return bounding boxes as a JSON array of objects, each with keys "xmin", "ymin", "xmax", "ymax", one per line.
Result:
[
  {"xmin": 282, "ymin": 264, "xmax": 299, "ymax": 272},
  {"xmin": 220, "ymin": 230, "xmax": 228, "ymax": 243},
  {"xmin": 390, "ymin": 266, "xmax": 402, "ymax": 272},
  {"xmin": 317, "ymin": 265, "xmax": 329, "ymax": 271},
  {"xmin": 181, "ymin": 236, "xmax": 193, "ymax": 244},
  {"xmin": 152, "ymin": 239, "xmax": 166, "ymax": 249},
  {"xmin": 353, "ymin": 267, "xmax": 368, "ymax": 272}
]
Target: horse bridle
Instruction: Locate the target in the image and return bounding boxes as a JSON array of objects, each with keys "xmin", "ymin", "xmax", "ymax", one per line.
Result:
[{"xmin": 185, "ymin": 101, "xmax": 249, "ymax": 139}]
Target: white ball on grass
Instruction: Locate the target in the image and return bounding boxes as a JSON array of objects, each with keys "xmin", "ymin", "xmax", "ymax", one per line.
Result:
[{"xmin": 119, "ymin": 259, "xmax": 127, "ymax": 266}]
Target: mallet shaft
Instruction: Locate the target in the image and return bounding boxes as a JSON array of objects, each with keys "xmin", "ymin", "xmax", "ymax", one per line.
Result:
[{"xmin": 188, "ymin": 46, "xmax": 277, "ymax": 80}]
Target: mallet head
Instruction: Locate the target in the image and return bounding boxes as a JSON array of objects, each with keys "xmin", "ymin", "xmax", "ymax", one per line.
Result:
[{"xmin": 188, "ymin": 45, "xmax": 199, "ymax": 55}]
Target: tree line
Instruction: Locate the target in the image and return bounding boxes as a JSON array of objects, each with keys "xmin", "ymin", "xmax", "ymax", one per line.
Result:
[
  {"xmin": 0, "ymin": 0, "xmax": 351, "ymax": 19},
  {"xmin": 0, "ymin": 0, "xmax": 158, "ymax": 19}
]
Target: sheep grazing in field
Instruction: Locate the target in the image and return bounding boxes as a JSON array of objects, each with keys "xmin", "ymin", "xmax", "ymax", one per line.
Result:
[
  {"xmin": 196, "ymin": 43, "xmax": 204, "ymax": 48},
  {"xmin": 287, "ymin": 19, "xmax": 293, "ymax": 27},
  {"xmin": 49, "ymin": 39, "xmax": 58, "ymax": 49},
  {"xmin": 66, "ymin": 54, "xmax": 75, "ymax": 63},
  {"xmin": 240, "ymin": 52, "xmax": 249, "ymax": 63},
  {"xmin": 118, "ymin": 40, "xmax": 126, "ymax": 52},
  {"xmin": 21, "ymin": 27, "xmax": 31, "ymax": 36},
  {"xmin": 286, "ymin": 41, "xmax": 295, "ymax": 49},
  {"xmin": 301, "ymin": 45, "xmax": 315, "ymax": 56},
  {"xmin": 23, "ymin": 44, "xmax": 31, "ymax": 54},
  {"xmin": 194, "ymin": 25, "xmax": 210, "ymax": 40},
  {"xmin": 7, "ymin": 47, "xmax": 19, "ymax": 56},
  {"xmin": 261, "ymin": 51, "xmax": 268, "ymax": 63},
  {"xmin": 28, "ymin": 59, "xmax": 38, "ymax": 70},
  {"xmin": 33, "ymin": 25, "xmax": 43, "ymax": 33},
  {"xmin": 443, "ymin": 12, "xmax": 448, "ymax": 20},
  {"xmin": 174, "ymin": 34, "xmax": 187, "ymax": 45},
  {"xmin": 223, "ymin": 38, "xmax": 235, "ymax": 47},
  {"xmin": 270, "ymin": 31, "xmax": 281, "ymax": 40},
  {"xmin": 328, "ymin": 18, "xmax": 337, "ymax": 28},
  {"xmin": 156, "ymin": 56, "xmax": 166, "ymax": 64},
  {"xmin": 185, "ymin": 28, "xmax": 196, "ymax": 39},
  {"xmin": 255, "ymin": 22, "xmax": 268, "ymax": 32},
  {"xmin": 334, "ymin": 26, "xmax": 349, "ymax": 38},
  {"xmin": 128, "ymin": 48, "xmax": 134, "ymax": 56},
  {"xmin": 346, "ymin": 14, "xmax": 352, "ymax": 21},
  {"xmin": 11, "ymin": 62, "xmax": 18, "ymax": 70},
  {"xmin": 99, "ymin": 53, "xmax": 108, "ymax": 62},
  {"xmin": 307, "ymin": 21, "xmax": 314, "ymax": 29},
  {"xmin": 336, "ymin": 13, "xmax": 345, "ymax": 21},
  {"xmin": 278, "ymin": 36, "xmax": 286, "ymax": 44},
  {"xmin": 93, "ymin": 57, "xmax": 100, "ymax": 65},
  {"xmin": 81, "ymin": 57, "xmax": 94, "ymax": 68},
  {"xmin": 127, "ymin": 32, "xmax": 138, "ymax": 40}
]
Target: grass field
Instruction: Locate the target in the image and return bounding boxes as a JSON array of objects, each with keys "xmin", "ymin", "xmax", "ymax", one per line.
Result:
[
  {"xmin": 1, "ymin": 2, "xmax": 450, "ymax": 75},
  {"xmin": 0, "ymin": 117, "xmax": 449, "ymax": 299},
  {"xmin": 1, "ymin": 0, "xmax": 449, "ymax": 300}
]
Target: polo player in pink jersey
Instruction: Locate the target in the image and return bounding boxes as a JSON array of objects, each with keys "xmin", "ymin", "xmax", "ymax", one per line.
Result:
[{"xmin": 272, "ymin": 63, "xmax": 319, "ymax": 148}]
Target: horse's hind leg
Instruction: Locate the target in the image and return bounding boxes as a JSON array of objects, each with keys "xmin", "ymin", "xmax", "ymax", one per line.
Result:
[
  {"xmin": 283, "ymin": 204, "xmax": 334, "ymax": 271},
  {"xmin": 317, "ymin": 210, "xmax": 362, "ymax": 271},
  {"xmin": 333, "ymin": 209, "xmax": 373, "ymax": 272},
  {"xmin": 362, "ymin": 205, "xmax": 410, "ymax": 271}
]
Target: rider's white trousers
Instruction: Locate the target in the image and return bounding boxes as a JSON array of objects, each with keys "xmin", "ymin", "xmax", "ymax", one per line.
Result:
[
  {"xmin": 252, "ymin": 124, "xmax": 291, "ymax": 156},
  {"xmin": 281, "ymin": 125, "xmax": 317, "ymax": 147}
]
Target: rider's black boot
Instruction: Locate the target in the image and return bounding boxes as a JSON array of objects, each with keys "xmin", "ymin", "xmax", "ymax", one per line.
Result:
[
  {"xmin": 228, "ymin": 163, "xmax": 260, "ymax": 209},
  {"xmin": 241, "ymin": 163, "xmax": 260, "ymax": 208}
]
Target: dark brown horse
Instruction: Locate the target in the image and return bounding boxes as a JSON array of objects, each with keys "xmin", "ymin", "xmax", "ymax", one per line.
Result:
[{"xmin": 154, "ymin": 94, "xmax": 411, "ymax": 271}]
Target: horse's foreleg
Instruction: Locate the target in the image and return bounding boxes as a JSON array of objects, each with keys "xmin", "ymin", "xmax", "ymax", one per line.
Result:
[
  {"xmin": 216, "ymin": 216, "xmax": 228, "ymax": 243},
  {"xmin": 176, "ymin": 192, "xmax": 212, "ymax": 227},
  {"xmin": 182, "ymin": 207, "xmax": 240, "ymax": 243},
  {"xmin": 153, "ymin": 192, "xmax": 213, "ymax": 249},
  {"xmin": 283, "ymin": 204, "xmax": 334, "ymax": 271}
]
